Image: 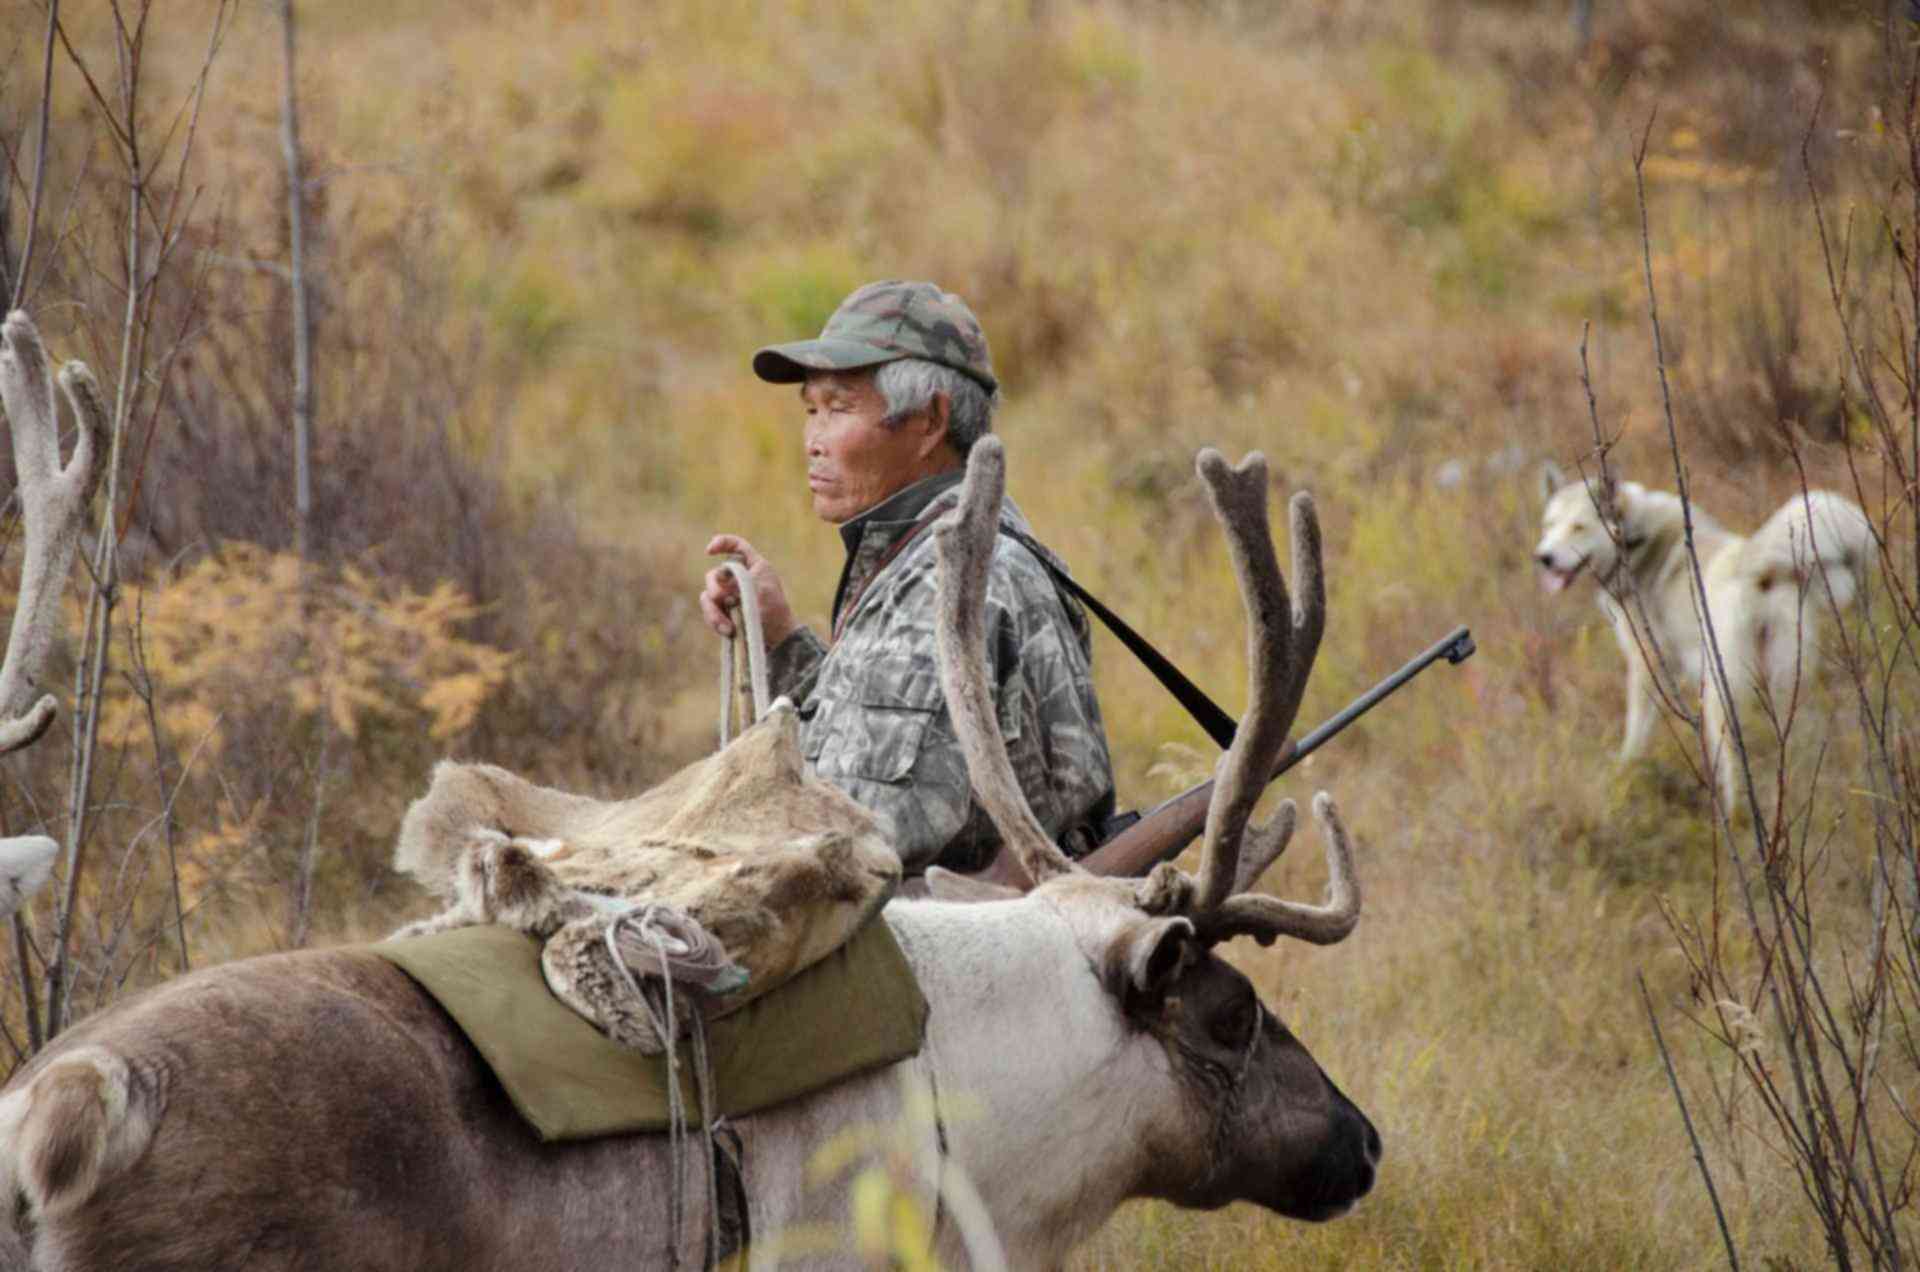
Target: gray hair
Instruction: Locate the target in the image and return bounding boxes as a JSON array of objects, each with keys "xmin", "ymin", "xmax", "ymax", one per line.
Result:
[{"xmin": 875, "ymin": 358, "xmax": 998, "ymax": 456}]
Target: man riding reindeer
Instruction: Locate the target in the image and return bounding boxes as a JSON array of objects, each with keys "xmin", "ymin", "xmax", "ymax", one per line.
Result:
[{"xmin": 698, "ymin": 280, "xmax": 1116, "ymax": 875}]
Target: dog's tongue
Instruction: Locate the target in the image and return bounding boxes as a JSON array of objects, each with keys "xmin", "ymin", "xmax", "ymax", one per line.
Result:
[{"xmin": 1540, "ymin": 568, "xmax": 1570, "ymax": 594}]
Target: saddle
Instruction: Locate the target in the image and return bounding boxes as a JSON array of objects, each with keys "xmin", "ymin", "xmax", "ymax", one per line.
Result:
[
  {"xmin": 389, "ymin": 703, "xmax": 903, "ymax": 1053},
  {"xmin": 373, "ymin": 914, "xmax": 926, "ymax": 1141}
]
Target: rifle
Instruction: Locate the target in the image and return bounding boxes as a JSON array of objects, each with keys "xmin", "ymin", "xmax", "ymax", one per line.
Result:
[{"xmin": 969, "ymin": 625, "xmax": 1476, "ymax": 885}]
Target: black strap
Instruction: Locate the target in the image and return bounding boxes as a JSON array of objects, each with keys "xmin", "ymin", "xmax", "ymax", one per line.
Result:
[
  {"xmin": 705, "ymin": 1121, "xmax": 749, "ymax": 1269},
  {"xmin": 1000, "ymin": 527, "xmax": 1238, "ymax": 749}
]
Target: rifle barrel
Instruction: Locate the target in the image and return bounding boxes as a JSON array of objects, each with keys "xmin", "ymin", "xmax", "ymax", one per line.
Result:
[
  {"xmin": 1284, "ymin": 624, "xmax": 1475, "ymax": 771},
  {"xmin": 1079, "ymin": 624, "xmax": 1474, "ymax": 878}
]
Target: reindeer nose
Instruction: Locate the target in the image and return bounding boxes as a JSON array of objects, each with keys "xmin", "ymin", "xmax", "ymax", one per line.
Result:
[{"xmin": 1351, "ymin": 1111, "xmax": 1383, "ymax": 1198}]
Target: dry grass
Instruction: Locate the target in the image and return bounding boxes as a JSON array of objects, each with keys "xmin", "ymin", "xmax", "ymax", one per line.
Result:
[{"xmin": 2, "ymin": 0, "xmax": 1914, "ymax": 1263}]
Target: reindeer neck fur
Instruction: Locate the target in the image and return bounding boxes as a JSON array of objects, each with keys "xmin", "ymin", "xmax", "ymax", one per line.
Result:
[{"xmin": 884, "ymin": 890, "xmax": 1183, "ymax": 1262}]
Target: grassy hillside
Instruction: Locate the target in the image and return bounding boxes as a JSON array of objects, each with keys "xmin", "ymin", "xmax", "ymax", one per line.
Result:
[{"xmin": 2, "ymin": 0, "xmax": 1915, "ymax": 1265}]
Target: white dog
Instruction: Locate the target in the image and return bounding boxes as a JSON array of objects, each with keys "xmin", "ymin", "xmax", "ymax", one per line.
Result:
[{"xmin": 1533, "ymin": 461, "xmax": 1875, "ymax": 813}]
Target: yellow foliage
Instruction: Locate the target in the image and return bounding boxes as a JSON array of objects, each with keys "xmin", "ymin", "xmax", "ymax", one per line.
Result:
[
  {"xmin": 804, "ymin": 1101, "xmax": 950, "ymax": 1271},
  {"xmin": 851, "ymin": 1168, "xmax": 939, "ymax": 1270},
  {"xmin": 1640, "ymin": 152, "xmax": 1761, "ymax": 191},
  {"xmin": 176, "ymin": 806, "xmax": 269, "ymax": 913},
  {"xmin": 100, "ymin": 545, "xmax": 513, "ymax": 756}
]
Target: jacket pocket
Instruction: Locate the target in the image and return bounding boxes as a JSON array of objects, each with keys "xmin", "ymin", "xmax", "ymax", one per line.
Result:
[{"xmin": 803, "ymin": 696, "xmax": 938, "ymax": 785}]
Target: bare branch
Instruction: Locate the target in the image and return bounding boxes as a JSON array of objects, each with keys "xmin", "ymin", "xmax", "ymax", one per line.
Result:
[
  {"xmin": 1640, "ymin": 974, "xmax": 1741, "ymax": 1271},
  {"xmin": 0, "ymin": 137, "xmax": 14, "ymax": 304},
  {"xmin": 10, "ymin": 0, "xmax": 60, "ymax": 311}
]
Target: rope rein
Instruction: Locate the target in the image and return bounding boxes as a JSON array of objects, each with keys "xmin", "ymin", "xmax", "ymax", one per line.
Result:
[
  {"xmin": 604, "ymin": 904, "xmax": 745, "ymax": 1269},
  {"xmin": 716, "ymin": 559, "xmax": 771, "ymax": 747},
  {"xmin": 600, "ymin": 576, "xmax": 767, "ymax": 1266}
]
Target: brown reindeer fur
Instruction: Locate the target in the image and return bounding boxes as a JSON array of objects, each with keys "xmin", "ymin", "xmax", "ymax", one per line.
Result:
[
  {"xmin": 0, "ymin": 949, "xmax": 742, "ymax": 1270},
  {"xmin": 391, "ymin": 704, "xmax": 901, "ymax": 1050}
]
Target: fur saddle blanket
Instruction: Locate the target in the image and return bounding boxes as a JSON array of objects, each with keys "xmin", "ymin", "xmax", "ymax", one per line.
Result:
[{"xmin": 392, "ymin": 702, "xmax": 901, "ymax": 1053}]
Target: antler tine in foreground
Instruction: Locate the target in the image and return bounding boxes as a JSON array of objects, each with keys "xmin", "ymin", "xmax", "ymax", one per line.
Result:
[
  {"xmin": 1190, "ymin": 451, "xmax": 1325, "ymax": 914},
  {"xmin": 0, "ymin": 310, "xmax": 108, "ymax": 756},
  {"xmin": 1198, "ymin": 792, "xmax": 1359, "ymax": 946},
  {"xmin": 1232, "ymin": 798, "xmax": 1297, "ymax": 895},
  {"xmin": 933, "ymin": 437, "xmax": 1077, "ymax": 885}
]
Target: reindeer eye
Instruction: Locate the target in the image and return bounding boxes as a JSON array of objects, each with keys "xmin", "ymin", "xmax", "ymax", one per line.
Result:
[{"xmin": 1209, "ymin": 991, "xmax": 1259, "ymax": 1050}]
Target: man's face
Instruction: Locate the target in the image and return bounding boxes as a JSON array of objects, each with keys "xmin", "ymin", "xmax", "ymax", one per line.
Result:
[{"xmin": 800, "ymin": 369, "xmax": 944, "ymax": 524}]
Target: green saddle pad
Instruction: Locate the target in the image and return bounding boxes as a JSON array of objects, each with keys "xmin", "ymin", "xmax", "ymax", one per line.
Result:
[{"xmin": 373, "ymin": 917, "xmax": 927, "ymax": 1142}]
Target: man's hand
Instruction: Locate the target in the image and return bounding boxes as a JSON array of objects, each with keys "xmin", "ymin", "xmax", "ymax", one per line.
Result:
[{"xmin": 701, "ymin": 535, "xmax": 799, "ymax": 646}]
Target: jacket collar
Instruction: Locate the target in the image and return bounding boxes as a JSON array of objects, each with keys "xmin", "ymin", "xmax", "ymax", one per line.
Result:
[{"xmin": 830, "ymin": 470, "xmax": 967, "ymax": 631}]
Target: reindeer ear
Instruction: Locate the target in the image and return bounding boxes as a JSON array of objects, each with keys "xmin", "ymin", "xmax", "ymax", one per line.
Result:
[
  {"xmin": 1537, "ymin": 461, "xmax": 1567, "ymax": 504},
  {"xmin": 1105, "ymin": 915, "xmax": 1198, "ymax": 1005},
  {"xmin": 922, "ymin": 866, "xmax": 1021, "ymax": 904}
]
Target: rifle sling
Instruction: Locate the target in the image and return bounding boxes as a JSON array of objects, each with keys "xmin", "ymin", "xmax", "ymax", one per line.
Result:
[
  {"xmin": 998, "ymin": 527, "xmax": 1237, "ymax": 751},
  {"xmin": 832, "ymin": 507, "xmax": 1237, "ymax": 755}
]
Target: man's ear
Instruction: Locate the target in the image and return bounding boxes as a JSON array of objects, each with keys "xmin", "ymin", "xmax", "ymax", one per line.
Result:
[{"xmin": 919, "ymin": 391, "xmax": 954, "ymax": 460}]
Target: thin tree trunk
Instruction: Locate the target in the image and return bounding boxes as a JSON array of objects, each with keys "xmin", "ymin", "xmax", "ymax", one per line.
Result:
[
  {"xmin": 279, "ymin": 0, "xmax": 326, "ymax": 947},
  {"xmin": 280, "ymin": 0, "xmax": 313, "ymax": 564}
]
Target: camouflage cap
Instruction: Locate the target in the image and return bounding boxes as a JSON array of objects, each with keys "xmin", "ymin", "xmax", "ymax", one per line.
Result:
[{"xmin": 752, "ymin": 280, "xmax": 998, "ymax": 396}]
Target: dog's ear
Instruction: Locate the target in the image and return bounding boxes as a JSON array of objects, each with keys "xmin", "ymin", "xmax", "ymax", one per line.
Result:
[
  {"xmin": 1537, "ymin": 461, "xmax": 1567, "ymax": 503},
  {"xmin": 1602, "ymin": 478, "xmax": 1638, "ymax": 520}
]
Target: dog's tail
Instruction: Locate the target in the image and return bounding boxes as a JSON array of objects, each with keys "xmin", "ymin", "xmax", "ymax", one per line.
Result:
[{"xmin": 1746, "ymin": 490, "xmax": 1876, "ymax": 616}]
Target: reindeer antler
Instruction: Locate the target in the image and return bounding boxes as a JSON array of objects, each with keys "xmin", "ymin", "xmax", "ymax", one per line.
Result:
[
  {"xmin": 1179, "ymin": 451, "xmax": 1355, "ymax": 946},
  {"xmin": 1189, "ymin": 451, "xmax": 1323, "ymax": 913},
  {"xmin": 1196, "ymin": 791, "xmax": 1358, "ymax": 945},
  {"xmin": 0, "ymin": 312, "xmax": 109, "ymax": 922},
  {"xmin": 932, "ymin": 438, "xmax": 1359, "ymax": 948},
  {"xmin": 932, "ymin": 437, "xmax": 1077, "ymax": 886},
  {"xmin": 0, "ymin": 311, "xmax": 107, "ymax": 756}
]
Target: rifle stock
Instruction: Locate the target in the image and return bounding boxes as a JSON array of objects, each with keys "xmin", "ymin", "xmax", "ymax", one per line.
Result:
[{"xmin": 1078, "ymin": 740, "xmax": 1298, "ymax": 877}]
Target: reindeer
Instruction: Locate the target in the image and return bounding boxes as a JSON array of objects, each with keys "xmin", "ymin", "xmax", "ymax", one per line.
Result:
[{"xmin": 0, "ymin": 431, "xmax": 1381, "ymax": 1270}]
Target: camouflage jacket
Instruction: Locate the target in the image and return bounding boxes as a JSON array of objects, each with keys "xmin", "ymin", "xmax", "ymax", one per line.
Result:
[{"xmin": 766, "ymin": 472, "xmax": 1115, "ymax": 875}]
